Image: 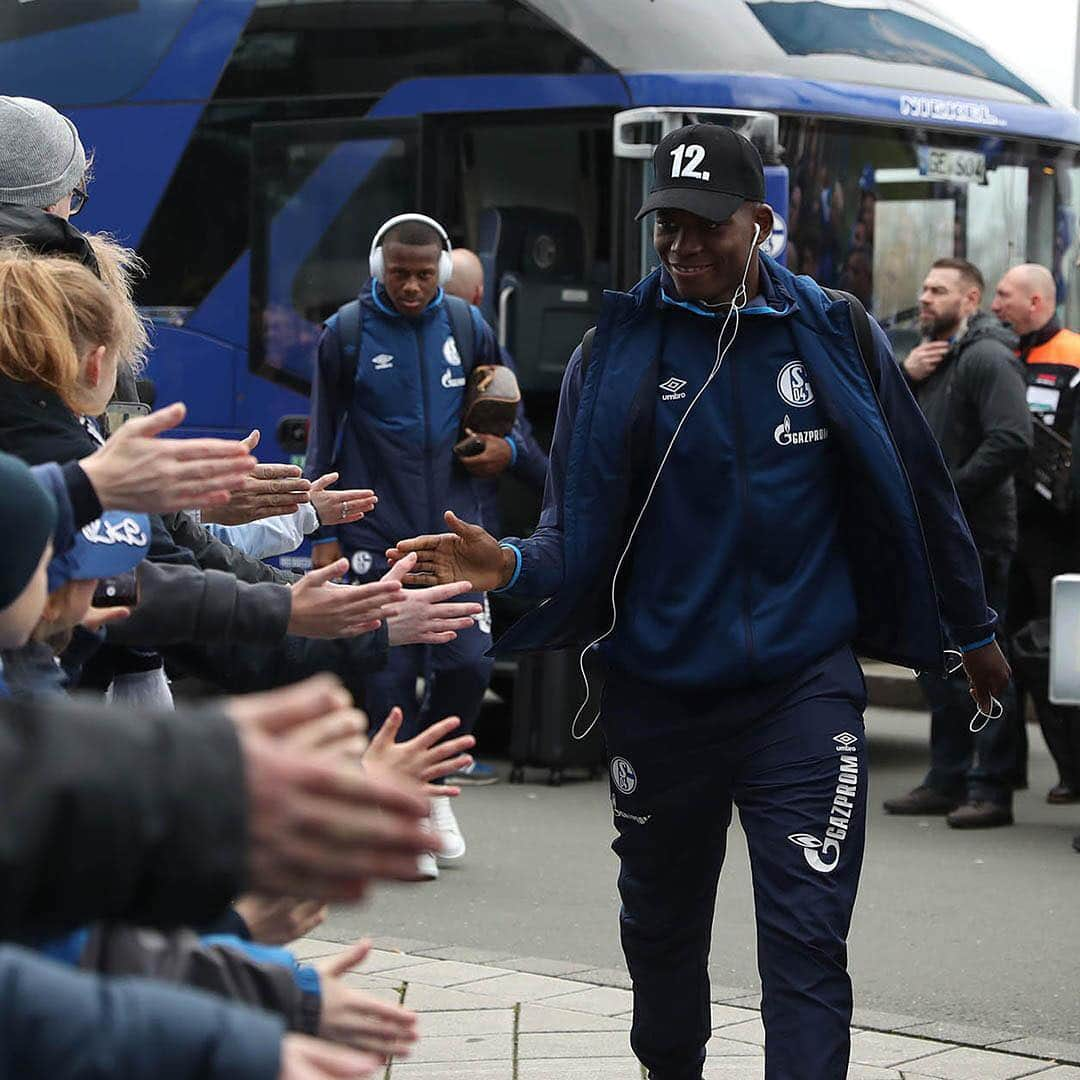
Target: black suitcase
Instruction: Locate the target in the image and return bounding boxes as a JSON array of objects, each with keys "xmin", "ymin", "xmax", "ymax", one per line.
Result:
[{"xmin": 509, "ymin": 649, "xmax": 606, "ymax": 785}]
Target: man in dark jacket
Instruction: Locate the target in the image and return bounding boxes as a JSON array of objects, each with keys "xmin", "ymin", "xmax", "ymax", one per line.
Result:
[
  {"xmin": 389, "ymin": 126, "xmax": 1009, "ymax": 1080},
  {"xmin": 884, "ymin": 257, "xmax": 1031, "ymax": 828}
]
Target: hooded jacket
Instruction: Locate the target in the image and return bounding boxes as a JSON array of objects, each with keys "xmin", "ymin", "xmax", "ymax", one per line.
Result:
[
  {"xmin": 305, "ymin": 282, "xmax": 548, "ymax": 554},
  {"xmin": 495, "ymin": 254, "xmax": 994, "ymax": 678},
  {"xmin": 907, "ymin": 312, "xmax": 1031, "ymax": 555}
]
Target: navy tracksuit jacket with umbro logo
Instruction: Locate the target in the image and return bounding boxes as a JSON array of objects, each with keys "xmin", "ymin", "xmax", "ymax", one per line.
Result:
[{"xmin": 605, "ymin": 281, "xmax": 858, "ymax": 690}]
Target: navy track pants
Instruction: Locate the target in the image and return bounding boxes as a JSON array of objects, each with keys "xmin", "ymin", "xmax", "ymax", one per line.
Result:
[{"xmin": 601, "ymin": 647, "xmax": 868, "ymax": 1080}]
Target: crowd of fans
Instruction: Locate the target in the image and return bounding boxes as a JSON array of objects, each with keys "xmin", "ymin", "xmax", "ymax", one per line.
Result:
[{"xmin": 0, "ymin": 94, "xmax": 498, "ymax": 1079}]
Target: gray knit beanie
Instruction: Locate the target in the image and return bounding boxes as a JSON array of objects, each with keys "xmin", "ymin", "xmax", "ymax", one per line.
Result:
[{"xmin": 0, "ymin": 97, "xmax": 86, "ymax": 210}]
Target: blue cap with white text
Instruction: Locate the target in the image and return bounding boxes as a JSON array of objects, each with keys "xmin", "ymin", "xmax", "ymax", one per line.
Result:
[{"xmin": 47, "ymin": 511, "xmax": 150, "ymax": 592}]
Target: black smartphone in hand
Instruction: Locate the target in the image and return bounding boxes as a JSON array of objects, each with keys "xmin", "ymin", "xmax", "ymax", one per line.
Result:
[
  {"xmin": 92, "ymin": 571, "xmax": 139, "ymax": 609},
  {"xmin": 453, "ymin": 434, "xmax": 486, "ymax": 458}
]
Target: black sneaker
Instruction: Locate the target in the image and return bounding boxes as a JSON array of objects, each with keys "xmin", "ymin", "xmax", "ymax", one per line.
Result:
[
  {"xmin": 882, "ymin": 786, "xmax": 958, "ymax": 815},
  {"xmin": 946, "ymin": 801, "xmax": 1014, "ymax": 829}
]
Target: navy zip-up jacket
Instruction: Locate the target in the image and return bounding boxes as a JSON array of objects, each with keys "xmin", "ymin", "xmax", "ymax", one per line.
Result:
[
  {"xmin": 305, "ymin": 282, "xmax": 548, "ymax": 553},
  {"xmin": 597, "ymin": 273, "xmax": 858, "ymax": 688},
  {"xmin": 495, "ymin": 255, "xmax": 995, "ymax": 680}
]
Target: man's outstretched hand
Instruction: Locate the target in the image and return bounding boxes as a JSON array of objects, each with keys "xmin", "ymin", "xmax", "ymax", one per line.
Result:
[{"xmin": 387, "ymin": 511, "xmax": 512, "ymax": 592}]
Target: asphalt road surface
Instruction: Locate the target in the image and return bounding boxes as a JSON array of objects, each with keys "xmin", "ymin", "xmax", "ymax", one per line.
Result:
[{"xmin": 326, "ymin": 705, "xmax": 1079, "ymax": 1042}]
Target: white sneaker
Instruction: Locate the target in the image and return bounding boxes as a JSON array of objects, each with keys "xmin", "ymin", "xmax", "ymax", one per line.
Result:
[
  {"xmin": 431, "ymin": 797, "xmax": 466, "ymax": 860},
  {"xmin": 416, "ymin": 851, "xmax": 439, "ymax": 880}
]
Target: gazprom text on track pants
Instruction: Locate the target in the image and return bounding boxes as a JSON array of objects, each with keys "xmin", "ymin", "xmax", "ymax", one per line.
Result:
[{"xmin": 601, "ymin": 646, "xmax": 868, "ymax": 1080}]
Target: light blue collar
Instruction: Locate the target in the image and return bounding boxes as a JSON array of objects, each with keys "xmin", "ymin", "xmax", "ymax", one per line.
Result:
[{"xmin": 659, "ymin": 286, "xmax": 781, "ymax": 319}]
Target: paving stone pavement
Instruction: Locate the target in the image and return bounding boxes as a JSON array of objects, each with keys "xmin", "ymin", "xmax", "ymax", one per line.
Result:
[{"xmin": 300, "ymin": 939, "xmax": 1079, "ymax": 1080}]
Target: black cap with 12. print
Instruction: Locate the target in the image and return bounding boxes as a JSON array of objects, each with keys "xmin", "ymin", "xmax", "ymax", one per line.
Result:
[{"xmin": 637, "ymin": 124, "xmax": 766, "ymax": 224}]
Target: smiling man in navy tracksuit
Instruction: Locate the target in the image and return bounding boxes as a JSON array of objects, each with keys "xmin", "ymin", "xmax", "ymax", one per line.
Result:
[{"xmin": 389, "ymin": 128, "xmax": 1010, "ymax": 1079}]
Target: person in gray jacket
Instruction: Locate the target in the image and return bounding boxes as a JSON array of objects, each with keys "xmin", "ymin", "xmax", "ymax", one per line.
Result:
[{"xmin": 884, "ymin": 257, "xmax": 1032, "ymax": 828}]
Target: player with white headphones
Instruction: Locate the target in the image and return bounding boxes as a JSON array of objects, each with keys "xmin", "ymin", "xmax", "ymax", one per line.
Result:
[
  {"xmin": 305, "ymin": 210, "xmax": 534, "ymax": 882},
  {"xmin": 389, "ymin": 125, "xmax": 1008, "ymax": 1080}
]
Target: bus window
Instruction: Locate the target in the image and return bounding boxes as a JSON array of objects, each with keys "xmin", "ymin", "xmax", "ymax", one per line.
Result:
[
  {"xmin": 138, "ymin": 0, "xmax": 608, "ymax": 318},
  {"xmin": 433, "ymin": 116, "xmax": 609, "ymax": 390},
  {"xmin": 215, "ymin": 0, "xmax": 608, "ymax": 101},
  {"xmin": 780, "ymin": 118, "xmax": 1080, "ymax": 349},
  {"xmin": 250, "ymin": 118, "xmax": 419, "ymax": 394}
]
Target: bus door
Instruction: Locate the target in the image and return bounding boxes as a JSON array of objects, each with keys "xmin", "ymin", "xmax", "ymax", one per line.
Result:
[
  {"xmin": 249, "ymin": 116, "xmax": 424, "ymax": 401},
  {"xmin": 612, "ymin": 107, "xmax": 788, "ymax": 289}
]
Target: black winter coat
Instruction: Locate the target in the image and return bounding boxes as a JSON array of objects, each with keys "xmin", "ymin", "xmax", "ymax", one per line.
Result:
[
  {"xmin": 0, "ymin": 694, "xmax": 245, "ymax": 939},
  {"xmin": 0, "ymin": 204, "xmax": 99, "ymax": 273},
  {"xmin": 909, "ymin": 312, "xmax": 1032, "ymax": 554}
]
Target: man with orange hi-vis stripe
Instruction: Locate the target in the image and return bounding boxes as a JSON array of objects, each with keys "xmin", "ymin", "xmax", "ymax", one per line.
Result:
[{"xmin": 992, "ymin": 263, "xmax": 1080, "ymax": 830}]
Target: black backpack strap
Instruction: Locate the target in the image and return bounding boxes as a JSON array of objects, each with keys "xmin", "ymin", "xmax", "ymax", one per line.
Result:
[
  {"xmin": 444, "ymin": 294, "xmax": 477, "ymax": 375},
  {"xmin": 824, "ymin": 288, "xmax": 880, "ymax": 388},
  {"xmin": 327, "ymin": 298, "xmax": 363, "ymax": 470},
  {"xmin": 580, "ymin": 326, "xmax": 597, "ymax": 376},
  {"xmin": 336, "ymin": 298, "xmax": 363, "ymax": 397}
]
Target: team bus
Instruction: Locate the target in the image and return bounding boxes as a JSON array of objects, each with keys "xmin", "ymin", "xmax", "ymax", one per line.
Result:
[{"xmin": 4, "ymin": 0, "xmax": 1080, "ymax": 552}]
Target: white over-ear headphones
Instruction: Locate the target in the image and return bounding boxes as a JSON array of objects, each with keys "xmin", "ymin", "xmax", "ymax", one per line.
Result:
[{"xmin": 369, "ymin": 213, "xmax": 453, "ymax": 286}]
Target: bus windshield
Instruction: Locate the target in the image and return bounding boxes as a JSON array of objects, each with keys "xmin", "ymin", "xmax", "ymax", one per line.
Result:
[{"xmin": 524, "ymin": 0, "xmax": 1051, "ymax": 105}]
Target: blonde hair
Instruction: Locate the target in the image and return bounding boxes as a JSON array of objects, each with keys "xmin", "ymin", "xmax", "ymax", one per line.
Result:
[
  {"xmin": 0, "ymin": 245, "xmax": 119, "ymax": 408},
  {"xmin": 85, "ymin": 232, "xmax": 150, "ymax": 375}
]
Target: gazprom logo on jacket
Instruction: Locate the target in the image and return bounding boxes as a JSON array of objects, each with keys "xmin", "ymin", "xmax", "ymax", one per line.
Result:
[
  {"xmin": 774, "ymin": 414, "xmax": 830, "ymax": 447},
  {"xmin": 777, "ymin": 361, "xmax": 814, "ymax": 408},
  {"xmin": 443, "ymin": 337, "xmax": 462, "ymax": 367}
]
